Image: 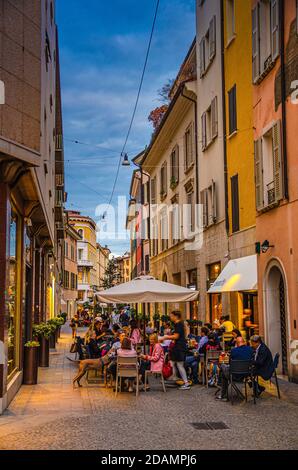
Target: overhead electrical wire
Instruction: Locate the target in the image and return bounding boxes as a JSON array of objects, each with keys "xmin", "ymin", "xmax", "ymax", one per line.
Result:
[{"xmin": 104, "ymin": 0, "xmax": 160, "ymax": 210}]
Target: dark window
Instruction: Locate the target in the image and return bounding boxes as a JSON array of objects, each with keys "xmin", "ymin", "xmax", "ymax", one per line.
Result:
[
  {"xmin": 145, "ymin": 255, "xmax": 150, "ymax": 274},
  {"xmin": 228, "ymin": 85, "xmax": 237, "ymax": 135},
  {"xmin": 231, "ymin": 174, "xmax": 240, "ymax": 233}
]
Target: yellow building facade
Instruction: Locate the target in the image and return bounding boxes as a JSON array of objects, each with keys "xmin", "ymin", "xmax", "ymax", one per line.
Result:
[
  {"xmin": 68, "ymin": 211, "xmax": 99, "ymax": 301},
  {"xmin": 221, "ymin": 0, "xmax": 257, "ymax": 332}
]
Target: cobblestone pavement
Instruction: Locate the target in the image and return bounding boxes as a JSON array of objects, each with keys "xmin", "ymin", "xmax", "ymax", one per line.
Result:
[{"xmin": 0, "ymin": 326, "xmax": 298, "ymax": 450}]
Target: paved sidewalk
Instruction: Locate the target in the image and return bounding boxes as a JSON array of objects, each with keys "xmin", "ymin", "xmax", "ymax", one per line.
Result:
[{"xmin": 0, "ymin": 326, "xmax": 298, "ymax": 450}]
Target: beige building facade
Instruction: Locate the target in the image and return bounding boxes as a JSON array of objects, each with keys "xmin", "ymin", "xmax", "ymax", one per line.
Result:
[
  {"xmin": 68, "ymin": 211, "xmax": 98, "ymax": 301},
  {"xmin": 0, "ymin": 0, "xmax": 65, "ymax": 413},
  {"xmin": 62, "ymin": 221, "xmax": 81, "ymax": 318},
  {"xmin": 196, "ymin": 0, "xmax": 229, "ymax": 323},
  {"xmin": 142, "ymin": 41, "xmax": 199, "ymax": 319}
]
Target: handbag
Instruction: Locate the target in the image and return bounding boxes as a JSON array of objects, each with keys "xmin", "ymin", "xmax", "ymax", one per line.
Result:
[{"xmin": 162, "ymin": 360, "xmax": 173, "ymax": 379}]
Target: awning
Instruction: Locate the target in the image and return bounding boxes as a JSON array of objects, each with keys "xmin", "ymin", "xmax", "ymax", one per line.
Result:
[
  {"xmin": 208, "ymin": 255, "xmax": 257, "ymax": 294},
  {"xmin": 96, "ymin": 275, "xmax": 199, "ymax": 303}
]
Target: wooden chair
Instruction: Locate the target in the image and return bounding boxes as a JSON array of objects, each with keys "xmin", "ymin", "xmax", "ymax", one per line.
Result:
[
  {"xmin": 144, "ymin": 370, "xmax": 166, "ymax": 393},
  {"xmin": 115, "ymin": 356, "xmax": 139, "ymax": 397}
]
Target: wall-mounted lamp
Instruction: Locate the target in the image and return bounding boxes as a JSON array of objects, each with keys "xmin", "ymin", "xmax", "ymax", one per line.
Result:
[{"xmin": 261, "ymin": 240, "xmax": 275, "ymax": 253}]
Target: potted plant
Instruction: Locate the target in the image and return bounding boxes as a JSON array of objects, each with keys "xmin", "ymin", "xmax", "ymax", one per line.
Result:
[
  {"xmin": 58, "ymin": 312, "xmax": 67, "ymax": 325},
  {"xmin": 47, "ymin": 317, "xmax": 64, "ymax": 343},
  {"xmin": 23, "ymin": 341, "xmax": 40, "ymax": 385},
  {"xmin": 33, "ymin": 323, "xmax": 53, "ymax": 367}
]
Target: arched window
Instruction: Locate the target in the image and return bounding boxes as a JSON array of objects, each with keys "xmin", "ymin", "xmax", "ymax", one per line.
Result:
[{"xmin": 78, "ymin": 229, "xmax": 83, "ymax": 239}]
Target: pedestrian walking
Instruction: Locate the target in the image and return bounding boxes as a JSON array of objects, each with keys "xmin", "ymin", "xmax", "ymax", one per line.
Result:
[{"xmin": 159, "ymin": 310, "xmax": 190, "ymax": 390}]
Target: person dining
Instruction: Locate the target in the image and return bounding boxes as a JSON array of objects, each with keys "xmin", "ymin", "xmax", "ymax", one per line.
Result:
[
  {"xmin": 216, "ymin": 337, "xmax": 254, "ymax": 401},
  {"xmin": 197, "ymin": 327, "xmax": 210, "ymax": 353},
  {"xmin": 114, "ymin": 337, "xmax": 137, "ymax": 393},
  {"xmin": 250, "ymin": 335, "xmax": 274, "ymax": 397},
  {"xmin": 220, "ymin": 315, "xmax": 236, "ymax": 333},
  {"xmin": 139, "ymin": 334, "xmax": 165, "ymax": 387},
  {"xmin": 227, "ymin": 329, "xmax": 242, "ymax": 348},
  {"xmin": 72, "ymin": 331, "xmax": 126, "ymax": 388}
]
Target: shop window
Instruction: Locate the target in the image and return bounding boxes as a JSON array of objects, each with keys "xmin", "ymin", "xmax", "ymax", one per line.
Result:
[
  {"xmin": 7, "ymin": 212, "xmax": 19, "ymax": 378},
  {"xmin": 207, "ymin": 263, "xmax": 222, "ymax": 324}
]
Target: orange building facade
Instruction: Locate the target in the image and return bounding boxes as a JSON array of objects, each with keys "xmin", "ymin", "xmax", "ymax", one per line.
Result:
[{"xmin": 253, "ymin": 0, "xmax": 298, "ymax": 381}]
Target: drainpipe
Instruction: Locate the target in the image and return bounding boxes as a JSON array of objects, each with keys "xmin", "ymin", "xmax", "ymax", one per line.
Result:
[
  {"xmin": 181, "ymin": 88, "xmax": 199, "ymax": 205},
  {"xmin": 220, "ymin": 0, "xmax": 230, "ymax": 235},
  {"xmin": 279, "ymin": 0, "xmax": 289, "ymax": 200}
]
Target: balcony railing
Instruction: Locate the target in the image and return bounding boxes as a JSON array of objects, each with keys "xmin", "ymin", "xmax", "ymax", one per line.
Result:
[
  {"xmin": 56, "ymin": 173, "xmax": 64, "ymax": 187},
  {"xmin": 267, "ymin": 181, "xmax": 275, "ymax": 205},
  {"xmin": 77, "ymin": 259, "xmax": 94, "ymax": 268}
]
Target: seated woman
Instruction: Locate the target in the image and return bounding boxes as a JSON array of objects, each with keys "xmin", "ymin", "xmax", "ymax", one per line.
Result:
[
  {"xmin": 87, "ymin": 332, "xmax": 101, "ymax": 358},
  {"xmin": 139, "ymin": 334, "xmax": 165, "ymax": 387},
  {"xmin": 110, "ymin": 337, "xmax": 137, "ymax": 393}
]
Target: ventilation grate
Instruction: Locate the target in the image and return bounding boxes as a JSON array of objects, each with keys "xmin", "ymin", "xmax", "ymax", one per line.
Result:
[{"xmin": 191, "ymin": 422, "xmax": 229, "ymax": 430}]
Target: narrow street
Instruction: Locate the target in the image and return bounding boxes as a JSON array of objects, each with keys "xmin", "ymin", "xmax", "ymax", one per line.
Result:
[{"xmin": 0, "ymin": 325, "xmax": 297, "ymax": 451}]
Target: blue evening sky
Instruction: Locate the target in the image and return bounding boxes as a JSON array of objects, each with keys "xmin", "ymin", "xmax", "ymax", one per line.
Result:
[{"xmin": 56, "ymin": 0, "xmax": 195, "ymax": 255}]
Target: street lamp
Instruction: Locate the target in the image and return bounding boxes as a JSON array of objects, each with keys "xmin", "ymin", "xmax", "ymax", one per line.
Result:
[{"xmin": 121, "ymin": 153, "xmax": 130, "ymax": 166}]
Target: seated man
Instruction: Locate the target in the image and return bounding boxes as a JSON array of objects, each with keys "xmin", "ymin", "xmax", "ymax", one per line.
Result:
[
  {"xmin": 197, "ymin": 327, "xmax": 209, "ymax": 353},
  {"xmin": 250, "ymin": 335, "xmax": 274, "ymax": 397},
  {"xmin": 216, "ymin": 337, "xmax": 254, "ymax": 401}
]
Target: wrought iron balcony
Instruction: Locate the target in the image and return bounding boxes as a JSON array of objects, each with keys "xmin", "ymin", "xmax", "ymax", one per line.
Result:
[{"xmin": 267, "ymin": 181, "xmax": 275, "ymax": 205}]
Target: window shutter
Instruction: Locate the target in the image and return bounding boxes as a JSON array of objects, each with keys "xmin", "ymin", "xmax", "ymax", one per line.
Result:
[
  {"xmin": 201, "ymin": 189, "xmax": 208, "ymax": 228},
  {"xmin": 271, "ymin": 0, "xmax": 279, "ymax": 61},
  {"xmin": 151, "ymin": 178, "xmax": 156, "ymax": 204},
  {"xmin": 254, "ymin": 139, "xmax": 264, "ymax": 211},
  {"xmin": 228, "ymin": 86, "xmax": 237, "ymax": 134},
  {"xmin": 191, "ymin": 122, "xmax": 195, "ymax": 163},
  {"xmin": 164, "ymin": 163, "xmax": 168, "ymax": 194},
  {"xmin": 272, "ymin": 120, "xmax": 283, "ymax": 202},
  {"xmin": 211, "ymin": 181, "xmax": 217, "ymax": 223},
  {"xmin": 211, "ymin": 96, "xmax": 218, "ymax": 139},
  {"xmin": 209, "ymin": 16, "xmax": 216, "ymax": 61},
  {"xmin": 201, "ymin": 113, "xmax": 207, "ymax": 150},
  {"xmin": 252, "ymin": 4, "xmax": 260, "ymax": 82},
  {"xmin": 176, "ymin": 145, "xmax": 179, "ymax": 182},
  {"xmin": 200, "ymin": 38, "xmax": 205, "ymax": 77},
  {"xmin": 231, "ymin": 174, "xmax": 240, "ymax": 233}
]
